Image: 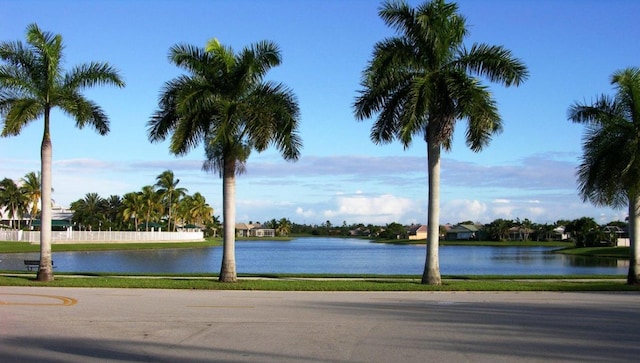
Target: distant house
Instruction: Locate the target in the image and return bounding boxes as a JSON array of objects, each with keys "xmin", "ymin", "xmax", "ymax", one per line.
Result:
[
  {"xmin": 236, "ymin": 223, "xmax": 275, "ymax": 238},
  {"xmin": 407, "ymin": 224, "xmax": 428, "ymax": 240},
  {"xmin": 552, "ymin": 226, "xmax": 569, "ymax": 240},
  {"xmin": 446, "ymin": 224, "xmax": 480, "ymax": 240}
]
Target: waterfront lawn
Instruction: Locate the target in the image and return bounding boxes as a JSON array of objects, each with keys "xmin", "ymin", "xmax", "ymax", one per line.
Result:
[
  {"xmin": 0, "ymin": 273, "xmax": 636, "ymax": 291},
  {"xmin": 0, "ymin": 239, "xmax": 221, "ymax": 253}
]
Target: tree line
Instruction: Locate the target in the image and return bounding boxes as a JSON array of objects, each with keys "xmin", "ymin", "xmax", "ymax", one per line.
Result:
[{"xmin": 0, "ymin": 170, "xmax": 219, "ymax": 236}]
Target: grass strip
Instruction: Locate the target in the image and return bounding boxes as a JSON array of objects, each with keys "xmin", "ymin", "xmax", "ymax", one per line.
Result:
[{"xmin": 0, "ymin": 274, "xmax": 636, "ymax": 291}]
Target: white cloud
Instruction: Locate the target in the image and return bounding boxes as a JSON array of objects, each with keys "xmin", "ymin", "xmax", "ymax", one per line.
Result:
[
  {"xmin": 322, "ymin": 193, "xmax": 419, "ymax": 225},
  {"xmin": 441, "ymin": 199, "xmax": 488, "ymax": 224}
]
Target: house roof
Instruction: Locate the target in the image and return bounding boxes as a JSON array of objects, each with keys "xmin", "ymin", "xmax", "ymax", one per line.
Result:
[{"xmin": 448, "ymin": 224, "xmax": 480, "ymax": 233}]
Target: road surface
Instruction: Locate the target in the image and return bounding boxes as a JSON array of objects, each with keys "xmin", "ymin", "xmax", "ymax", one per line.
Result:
[{"xmin": 1, "ymin": 287, "xmax": 639, "ymax": 362}]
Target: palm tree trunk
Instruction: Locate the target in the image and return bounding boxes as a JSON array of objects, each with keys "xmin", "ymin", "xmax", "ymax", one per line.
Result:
[
  {"xmin": 219, "ymin": 158, "xmax": 237, "ymax": 282},
  {"xmin": 627, "ymin": 193, "xmax": 640, "ymax": 284},
  {"xmin": 422, "ymin": 139, "xmax": 442, "ymax": 285},
  {"xmin": 37, "ymin": 111, "xmax": 54, "ymax": 282}
]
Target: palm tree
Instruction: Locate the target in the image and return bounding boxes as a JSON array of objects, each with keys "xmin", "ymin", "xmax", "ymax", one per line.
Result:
[
  {"xmin": 188, "ymin": 192, "xmax": 214, "ymax": 226},
  {"xmin": 103, "ymin": 195, "xmax": 123, "ymax": 230},
  {"xmin": 122, "ymin": 192, "xmax": 144, "ymax": 230},
  {"xmin": 0, "ymin": 24, "xmax": 124, "ymax": 281},
  {"xmin": 276, "ymin": 218, "xmax": 292, "ymax": 237},
  {"xmin": 568, "ymin": 67, "xmax": 640, "ymax": 284},
  {"xmin": 0, "ymin": 178, "xmax": 28, "ymax": 229},
  {"xmin": 140, "ymin": 185, "xmax": 162, "ymax": 231},
  {"xmin": 70, "ymin": 192, "xmax": 105, "ymax": 231},
  {"xmin": 155, "ymin": 170, "xmax": 187, "ymax": 232},
  {"xmin": 148, "ymin": 38, "xmax": 302, "ymax": 282},
  {"xmin": 20, "ymin": 171, "xmax": 42, "ymax": 227},
  {"xmin": 353, "ymin": 0, "xmax": 528, "ymax": 284}
]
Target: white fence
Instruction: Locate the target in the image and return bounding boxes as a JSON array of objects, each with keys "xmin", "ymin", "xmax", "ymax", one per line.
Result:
[{"xmin": 0, "ymin": 230, "xmax": 204, "ymax": 244}]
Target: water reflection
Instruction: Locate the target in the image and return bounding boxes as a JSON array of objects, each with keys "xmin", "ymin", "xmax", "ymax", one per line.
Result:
[{"xmin": 0, "ymin": 237, "xmax": 628, "ymax": 275}]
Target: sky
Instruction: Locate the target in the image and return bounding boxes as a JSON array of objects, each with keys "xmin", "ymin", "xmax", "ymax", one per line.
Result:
[{"xmin": 1, "ymin": 0, "xmax": 639, "ymax": 227}]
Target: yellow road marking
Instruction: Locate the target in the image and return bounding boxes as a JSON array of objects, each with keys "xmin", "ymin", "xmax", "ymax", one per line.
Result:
[{"xmin": 0, "ymin": 293, "xmax": 77, "ymax": 306}]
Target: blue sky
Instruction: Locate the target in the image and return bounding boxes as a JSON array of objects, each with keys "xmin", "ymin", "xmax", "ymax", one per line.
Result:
[{"xmin": 1, "ymin": 0, "xmax": 638, "ymax": 226}]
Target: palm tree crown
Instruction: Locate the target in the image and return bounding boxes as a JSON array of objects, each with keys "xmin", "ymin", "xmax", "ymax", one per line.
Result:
[
  {"xmin": 354, "ymin": 0, "xmax": 528, "ymax": 285},
  {"xmin": 148, "ymin": 38, "xmax": 301, "ymax": 282}
]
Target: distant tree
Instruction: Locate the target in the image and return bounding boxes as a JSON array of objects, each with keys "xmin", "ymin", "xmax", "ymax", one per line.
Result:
[
  {"xmin": 19, "ymin": 171, "xmax": 43, "ymax": 227},
  {"xmin": 379, "ymin": 222, "xmax": 406, "ymax": 239},
  {"xmin": 0, "ymin": 23, "xmax": 124, "ymax": 281},
  {"xmin": 70, "ymin": 193, "xmax": 105, "ymax": 231},
  {"xmin": 103, "ymin": 195, "xmax": 123, "ymax": 230},
  {"xmin": 122, "ymin": 192, "xmax": 144, "ymax": 230},
  {"xmin": 276, "ymin": 218, "xmax": 292, "ymax": 237},
  {"xmin": 0, "ymin": 178, "xmax": 28, "ymax": 229},
  {"xmin": 155, "ymin": 170, "xmax": 187, "ymax": 232},
  {"xmin": 569, "ymin": 67, "xmax": 640, "ymax": 283},
  {"xmin": 565, "ymin": 217, "xmax": 599, "ymax": 247},
  {"xmin": 139, "ymin": 185, "xmax": 162, "ymax": 231},
  {"xmin": 484, "ymin": 218, "xmax": 513, "ymax": 241}
]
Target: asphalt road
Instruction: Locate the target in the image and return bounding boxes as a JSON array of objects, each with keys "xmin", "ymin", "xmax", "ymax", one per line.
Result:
[{"xmin": 1, "ymin": 287, "xmax": 639, "ymax": 362}]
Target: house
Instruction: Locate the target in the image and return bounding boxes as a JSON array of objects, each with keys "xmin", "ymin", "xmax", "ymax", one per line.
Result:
[
  {"xmin": 407, "ymin": 224, "xmax": 427, "ymax": 240},
  {"xmin": 236, "ymin": 223, "xmax": 276, "ymax": 238},
  {"xmin": 446, "ymin": 224, "xmax": 480, "ymax": 240}
]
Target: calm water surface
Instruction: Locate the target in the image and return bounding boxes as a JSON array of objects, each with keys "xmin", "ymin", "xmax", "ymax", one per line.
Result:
[{"xmin": 0, "ymin": 237, "xmax": 628, "ymax": 275}]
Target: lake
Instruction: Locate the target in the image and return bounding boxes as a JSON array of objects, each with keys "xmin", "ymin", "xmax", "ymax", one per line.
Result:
[{"xmin": 0, "ymin": 237, "xmax": 628, "ymax": 275}]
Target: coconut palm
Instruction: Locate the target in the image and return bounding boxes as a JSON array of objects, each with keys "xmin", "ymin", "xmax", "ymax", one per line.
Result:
[
  {"xmin": 0, "ymin": 178, "xmax": 28, "ymax": 229},
  {"xmin": 155, "ymin": 170, "xmax": 187, "ymax": 232},
  {"xmin": 0, "ymin": 23, "xmax": 124, "ymax": 281},
  {"xmin": 276, "ymin": 217, "xmax": 292, "ymax": 237},
  {"xmin": 20, "ymin": 171, "xmax": 42, "ymax": 227},
  {"xmin": 354, "ymin": 0, "xmax": 528, "ymax": 284},
  {"xmin": 568, "ymin": 67, "xmax": 640, "ymax": 284},
  {"xmin": 148, "ymin": 38, "xmax": 301, "ymax": 282},
  {"xmin": 187, "ymin": 192, "xmax": 214, "ymax": 226}
]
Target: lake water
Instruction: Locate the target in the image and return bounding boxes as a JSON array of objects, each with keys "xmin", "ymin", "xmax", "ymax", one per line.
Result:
[{"xmin": 0, "ymin": 237, "xmax": 628, "ymax": 275}]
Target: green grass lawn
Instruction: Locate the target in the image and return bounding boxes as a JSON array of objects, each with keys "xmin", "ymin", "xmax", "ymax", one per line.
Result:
[
  {"xmin": 0, "ymin": 239, "xmax": 221, "ymax": 253},
  {"xmin": 0, "ymin": 273, "xmax": 636, "ymax": 291}
]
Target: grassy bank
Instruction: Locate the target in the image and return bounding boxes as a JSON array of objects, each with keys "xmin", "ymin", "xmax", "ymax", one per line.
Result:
[
  {"xmin": 0, "ymin": 273, "xmax": 635, "ymax": 291},
  {"xmin": 0, "ymin": 239, "xmax": 222, "ymax": 253}
]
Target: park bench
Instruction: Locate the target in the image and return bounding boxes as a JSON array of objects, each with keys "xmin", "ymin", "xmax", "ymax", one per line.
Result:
[{"xmin": 23, "ymin": 260, "xmax": 54, "ymax": 271}]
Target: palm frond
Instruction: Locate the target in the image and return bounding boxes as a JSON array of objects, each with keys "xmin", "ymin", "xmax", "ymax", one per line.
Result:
[{"xmin": 456, "ymin": 43, "xmax": 529, "ymax": 87}]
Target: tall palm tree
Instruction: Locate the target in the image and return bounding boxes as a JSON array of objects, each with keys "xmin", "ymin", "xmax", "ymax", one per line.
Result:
[
  {"xmin": 155, "ymin": 170, "xmax": 187, "ymax": 232},
  {"xmin": 148, "ymin": 38, "xmax": 302, "ymax": 282},
  {"xmin": 568, "ymin": 67, "xmax": 640, "ymax": 284},
  {"xmin": 354, "ymin": 0, "xmax": 528, "ymax": 284},
  {"xmin": 0, "ymin": 178, "xmax": 28, "ymax": 229},
  {"xmin": 0, "ymin": 23, "xmax": 124, "ymax": 281},
  {"xmin": 20, "ymin": 171, "xmax": 42, "ymax": 227}
]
